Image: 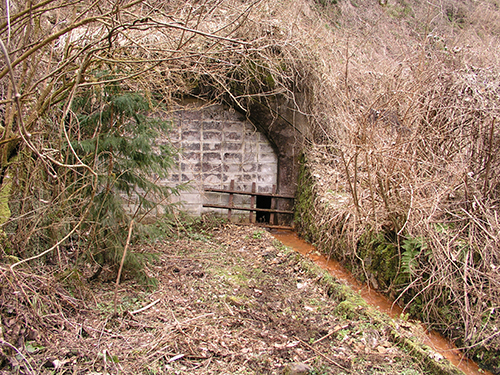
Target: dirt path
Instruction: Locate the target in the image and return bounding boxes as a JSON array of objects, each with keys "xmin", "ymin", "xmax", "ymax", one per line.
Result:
[{"xmin": 1, "ymin": 223, "xmax": 456, "ymax": 374}]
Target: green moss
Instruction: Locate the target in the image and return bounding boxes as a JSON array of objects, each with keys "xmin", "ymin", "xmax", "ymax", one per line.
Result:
[
  {"xmin": 0, "ymin": 175, "xmax": 12, "ymax": 227},
  {"xmin": 357, "ymin": 232, "xmax": 401, "ymax": 289},
  {"xmin": 294, "ymin": 153, "xmax": 320, "ymax": 243}
]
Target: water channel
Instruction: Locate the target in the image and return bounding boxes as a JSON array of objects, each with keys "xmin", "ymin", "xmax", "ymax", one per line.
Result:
[{"xmin": 271, "ymin": 230, "xmax": 491, "ymax": 375}]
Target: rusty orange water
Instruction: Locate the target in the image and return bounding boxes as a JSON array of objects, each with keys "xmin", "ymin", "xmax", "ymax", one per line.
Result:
[{"xmin": 272, "ymin": 230, "xmax": 492, "ymax": 375}]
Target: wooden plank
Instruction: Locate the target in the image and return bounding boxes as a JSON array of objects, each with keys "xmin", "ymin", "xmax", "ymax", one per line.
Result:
[
  {"xmin": 269, "ymin": 184, "xmax": 276, "ymax": 225},
  {"xmin": 228, "ymin": 180, "xmax": 234, "ymax": 221},
  {"xmin": 202, "ymin": 204, "xmax": 294, "ymax": 215},
  {"xmin": 204, "ymin": 187, "xmax": 294, "ymax": 199},
  {"xmin": 250, "ymin": 182, "xmax": 256, "ymax": 223}
]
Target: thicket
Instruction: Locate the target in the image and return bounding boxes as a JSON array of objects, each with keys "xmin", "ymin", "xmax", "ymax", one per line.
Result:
[
  {"xmin": 293, "ymin": 0, "xmax": 500, "ymax": 372},
  {"xmin": 1, "ymin": 0, "xmax": 499, "ymax": 373},
  {"xmin": 0, "ymin": 0, "xmax": 292, "ymax": 275}
]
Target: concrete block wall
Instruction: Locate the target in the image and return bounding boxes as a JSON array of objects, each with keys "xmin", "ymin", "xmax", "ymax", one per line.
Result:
[{"xmin": 157, "ymin": 104, "xmax": 278, "ymax": 219}]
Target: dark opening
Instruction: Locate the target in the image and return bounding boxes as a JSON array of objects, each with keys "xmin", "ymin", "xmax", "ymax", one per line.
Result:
[{"xmin": 256, "ymin": 195, "xmax": 272, "ymax": 223}]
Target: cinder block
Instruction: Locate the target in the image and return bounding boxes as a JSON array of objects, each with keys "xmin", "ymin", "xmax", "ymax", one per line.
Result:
[
  {"xmin": 184, "ymin": 142, "xmax": 200, "ymax": 151},
  {"xmin": 259, "ymin": 143, "xmax": 275, "ymax": 153},
  {"xmin": 258, "ymin": 163, "xmax": 278, "ymax": 174},
  {"xmin": 181, "ymin": 151, "xmax": 201, "ymax": 162},
  {"xmin": 224, "ymin": 153, "xmax": 242, "ymax": 163},
  {"xmin": 242, "ymin": 153, "xmax": 256, "ymax": 163},
  {"xmin": 223, "ymin": 165, "xmax": 241, "ymax": 173},
  {"xmin": 203, "ymin": 131, "xmax": 222, "ymax": 141},
  {"xmin": 203, "ymin": 174, "xmax": 222, "ymax": 185},
  {"xmin": 202, "ymin": 121, "xmax": 223, "ymax": 131},
  {"xmin": 203, "ymin": 143, "xmax": 222, "ymax": 151},
  {"xmin": 242, "ymin": 164, "xmax": 257, "ymax": 172},
  {"xmin": 180, "ymin": 111, "xmax": 203, "ymax": 122},
  {"xmin": 258, "ymin": 152, "xmax": 277, "ymax": 162},
  {"xmin": 182, "ymin": 130, "xmax": 201, "ymax": 141},
  {"xmin": 202, "ymin": 152, "xmax": 222, "ymax": 162},
  {"xmin": 226, "ymin": 142, "xmax": 242, "ymax": 151},
  {"xmin": 202, "ymin": 163, "xmax": 222, "ymax": 173},
  {"xmin": 224, "ymin": 132, "xmax": 242, "ymax": 141}
]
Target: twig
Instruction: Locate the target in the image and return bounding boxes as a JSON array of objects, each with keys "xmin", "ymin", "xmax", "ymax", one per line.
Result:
[
  {"xmin": 482, "ymin": 117, "xmax": 496, "ymax": 195},
  {"xmin": 312, "ymin": 324, "xmax": 349, "ymax": 345},
  {"xmin": 294, "ymin": 336, "xmax": 351, "ymax": 372},
  {"xmin": 130, "ymin": 298, "xmax": 161, "ymax": 315},
  {"xmin": 113, "ymin": 219, "xmax": 135, "ymax": 315},
  {"xmin": 0, "ymin": 339, "xmax": 35, "ymax": 375}
]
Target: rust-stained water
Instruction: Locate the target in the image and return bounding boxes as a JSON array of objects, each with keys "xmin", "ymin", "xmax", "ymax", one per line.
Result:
[{"xmin": 272, "ymin": 230, "xmax": 491, "ymax": 375}]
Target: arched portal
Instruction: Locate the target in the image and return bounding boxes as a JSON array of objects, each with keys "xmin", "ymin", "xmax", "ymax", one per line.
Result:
[{"xmin": 155, "ymin": 96, "xmax": 307, "ymax": 226}]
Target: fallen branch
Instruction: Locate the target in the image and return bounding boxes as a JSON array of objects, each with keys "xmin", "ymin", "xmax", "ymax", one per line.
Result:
[
  {"xmin": 130, "ymin": 298, "xmax": 161, "ymax": 315},
  {"xmin": 114, "ymin": 219, "xmax": 135, "ymax": 315}
]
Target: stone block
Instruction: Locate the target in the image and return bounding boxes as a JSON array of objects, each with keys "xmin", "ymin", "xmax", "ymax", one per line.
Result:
[
  {"xmin": 203, "ymin": 131, "xmax": 222, "ymax": 141},
  {"xmin": 202, "ymin": 163, "xmax": 222, "ymax": 173},
  {"xmin": 240, "ymin": 174, "xmax": 256, "ymax": 182},
  {"xmin": 184, "ymin": 142, "xmax": 200, "ymax": 151},
  {"xmin": 181, "ymin": 151, "xmax": 200, "ymax": 162},
  {"xmin": 203, "ymin": 143, "xmax": 222, "ymax": 151},
  {"xmin": 202, "ymin": 121, "xmax": 223, "ymax": 131},
  {"xmin": 242, "ymin": 153, "xmax": 256, "ymax": 163},
  {"xmin": 203, "ymin": 174, "xmax": 222, "ymax": 185},
  {"xmin": 180, "ymin": 192, "xmax": 202, "ymax": 204},
  {"xmin": 224, "ymin": 153, "xmax": 242, "ymax": 163},
  {"xmin": 245, "ymin": 131, "xmax": 259, "ymax": 142},
  {"xmin": 259, "ymin": 143, "xmax": 275, "ymax": 153},
  {"xmin": 259, "ymin": 132, "xmax": 269, "ymax": 142},
  {"xmin": 169, "ymin": 173, "xmax": 180, "ymax": 182},
  {"xmin": 204, "ymin": 192, "xmax": 223, "ymax": 204},
  {"xmin": 181, "ymin": 173, "xmax": 195, "ymax": 182},
  {"xmin": 244, "ymin": 143, "xmax": 257, "ymax": 153},
  {"xmin": 258, "ymin": 174, "xmax": 276, "ymax": 184},
  {"xmin": 226, "ymin": 142, "xmax": 242, "ymax": 151},
  {"xmin": 223, "ymin": 165, "xmax": 241, "ymax": 173},
  {"xmin": 202, "ymin": 152, "xmax": 222, "ymax": 162},
  {"xmin": 258, "ymin": 163, "xmax": 277, "ymax": 174},
  {"xmin": 242, "ymin": 164, "xmax": 256, "ymax": 172},
  {"xmin": 180, "ymin": 111, "xmax": 203, "ymax": 122},
  {"xmin": 224, "ymin": 131, "xmax": 242, "ymax": 141},
  {"xmin": 259, "ymin": 152, "xmax": 276, "ymax": 162},
  {"xmin": 166, "ymin": 130, "xmax": 180, "ymax": 142},
  {"xmin": 234, "ymin": 194, "xmax": 251, "ymax": 207},
  {"xmin": 182, "ymin": 130, "xmax": 200, "ymax": 141}
]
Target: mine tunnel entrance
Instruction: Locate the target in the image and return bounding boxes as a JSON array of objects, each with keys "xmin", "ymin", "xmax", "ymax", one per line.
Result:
[{"xmin": 156, "ymin": 100, "xmax": 302, "ymax": 228}]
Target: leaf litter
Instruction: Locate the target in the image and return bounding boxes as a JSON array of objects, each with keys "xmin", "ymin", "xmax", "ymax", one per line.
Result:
[{"xmin": 0, "ymin": 223, "xmax": 435, "ymax": 374}]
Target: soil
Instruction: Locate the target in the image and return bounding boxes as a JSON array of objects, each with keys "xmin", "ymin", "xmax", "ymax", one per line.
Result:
[{"xmin": 1, "ymin": 223, "xmax": 444, "ymax": 374}]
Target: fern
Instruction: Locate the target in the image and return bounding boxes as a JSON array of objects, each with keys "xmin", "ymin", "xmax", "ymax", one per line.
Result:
[{"xmin": 401, "ymin": 237, "xmax": 427, "ymax": 276}]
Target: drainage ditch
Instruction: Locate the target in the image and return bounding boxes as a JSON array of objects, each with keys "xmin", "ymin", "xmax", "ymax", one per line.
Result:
[{"xmin": 271, "ymin": 230, "xmax": 492, "ymax": 375}]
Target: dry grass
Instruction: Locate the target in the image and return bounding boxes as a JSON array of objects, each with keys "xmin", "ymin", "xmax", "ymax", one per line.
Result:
[{"xmin": 285, "ymin": 0, "xmax": 500, "ymax": 370}]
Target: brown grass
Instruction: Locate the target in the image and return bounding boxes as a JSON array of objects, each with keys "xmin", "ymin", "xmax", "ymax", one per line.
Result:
[{"xmin": 285, "ymin": 0, "xmax": 500, "ymax": 369}]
